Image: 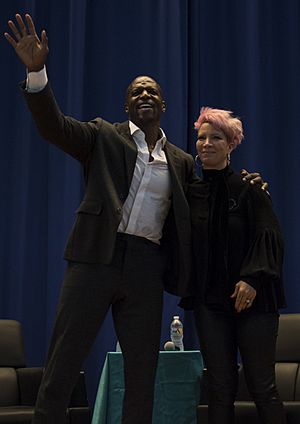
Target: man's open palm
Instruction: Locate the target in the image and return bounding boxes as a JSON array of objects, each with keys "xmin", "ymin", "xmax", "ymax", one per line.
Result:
[{"xmin": 4, "ymin": 13, "xmax": 48, "ymax": 72}]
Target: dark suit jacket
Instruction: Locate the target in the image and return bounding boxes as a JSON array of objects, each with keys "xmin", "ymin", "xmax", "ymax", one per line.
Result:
[{"xmin": 23, "ymin": 82, "xmax": 198, "ymax": 297}]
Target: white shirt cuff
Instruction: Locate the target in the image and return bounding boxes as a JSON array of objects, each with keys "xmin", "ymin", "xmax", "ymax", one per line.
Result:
[{"xmin": 26, "ymin": 67, "xmax": 48, "ymax": 92}]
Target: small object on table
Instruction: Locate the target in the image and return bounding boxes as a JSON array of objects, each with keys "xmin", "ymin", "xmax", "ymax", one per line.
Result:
[{"xmin": 164, "ymin": 340, "xmax": 176, "ymax": 351}]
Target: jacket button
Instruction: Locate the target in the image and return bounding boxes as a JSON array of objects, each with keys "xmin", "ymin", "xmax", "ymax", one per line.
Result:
[{"xmin": 117, "ymin": 207, "xmax": 122, "ymax": 214}]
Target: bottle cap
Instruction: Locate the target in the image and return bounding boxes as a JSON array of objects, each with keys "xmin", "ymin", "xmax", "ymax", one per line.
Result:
[{"xmin": 164, "ymin": 341, "xmax": 175, "ymax": 351}]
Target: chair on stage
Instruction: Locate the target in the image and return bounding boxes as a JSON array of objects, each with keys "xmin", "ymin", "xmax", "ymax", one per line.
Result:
[
  {"xmin": 197, "ymin": 313, "xmax": 300, "ymax": 424},
  {"xmin": 0, "ymin": 319, "xmax": 91, "ymax": 424}
]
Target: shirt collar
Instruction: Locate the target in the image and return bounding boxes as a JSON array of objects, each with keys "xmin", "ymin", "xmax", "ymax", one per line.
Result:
[{"xmin": 129, "ymin": 121, "xmax": 167, "ymax": 147}]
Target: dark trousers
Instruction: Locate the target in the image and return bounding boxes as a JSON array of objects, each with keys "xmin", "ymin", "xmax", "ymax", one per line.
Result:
[
  {"xmin": 194, "ymin": 304, "xmax": 286, "ymax": 424},
  {"xmin": 32, "ymin": 234, "xmax": 165, "ymax": 424}
]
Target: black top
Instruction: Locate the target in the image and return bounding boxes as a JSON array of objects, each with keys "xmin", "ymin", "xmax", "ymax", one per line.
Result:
[{"xmin": 186, "ymin": 166, "xmax": 286, "ymax": 312}]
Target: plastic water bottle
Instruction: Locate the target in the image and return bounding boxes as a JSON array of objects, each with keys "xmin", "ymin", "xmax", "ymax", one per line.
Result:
[{"xmin": 170, "ymin": 315, "xmax": 184, "ymax": 351}]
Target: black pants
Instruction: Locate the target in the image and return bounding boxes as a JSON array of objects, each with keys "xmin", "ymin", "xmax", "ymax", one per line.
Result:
[
  {"xmin": 32, "ymin": 234, "xmax": 165, "ymax": 424},
  {"xmin": 194, "ymin": 304, "xmax": 286, "ymax": 424}
]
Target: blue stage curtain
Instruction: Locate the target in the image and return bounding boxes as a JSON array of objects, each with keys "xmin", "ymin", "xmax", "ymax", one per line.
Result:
[{"xmin": 1, "ymin": 0, "xmax": 299, "ymax": 408}]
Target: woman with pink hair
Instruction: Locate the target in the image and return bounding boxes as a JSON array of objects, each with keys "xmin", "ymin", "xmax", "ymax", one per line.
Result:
[{"xmin": 186, "ymin": 107, "xmax": 287, "ymax": 423}]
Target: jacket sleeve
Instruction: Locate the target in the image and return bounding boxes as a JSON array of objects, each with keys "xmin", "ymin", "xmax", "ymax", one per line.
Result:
[
  {"xmin": 239, "ymin": 186, "xmax": 284, "ymax": 291},
  {"xmin": 22, "ymin": 81, "xmax": 100, "ymax": 163}
]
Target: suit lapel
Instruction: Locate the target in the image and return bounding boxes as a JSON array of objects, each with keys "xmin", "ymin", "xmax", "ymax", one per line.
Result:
[
  {"xmin": 116, "ymin": 121, "xmax": 138, "ymax": 190},
  {"xmin": 164, "ymin": 141, "xmax": 184, "ymax": 195}
]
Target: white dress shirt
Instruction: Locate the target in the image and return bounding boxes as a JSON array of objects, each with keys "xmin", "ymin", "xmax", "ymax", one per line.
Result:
[{"xmin": 118, "ymin": 122, "xmax": 171, "ymax": 244}]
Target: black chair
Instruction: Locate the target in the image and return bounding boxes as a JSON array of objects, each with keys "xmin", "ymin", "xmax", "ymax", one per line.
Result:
[
  {"xmin": 0, "ymin": 319, "xmax": 91, "ymax": 424},
  {"xmin": 197, "ymin": 313, "xmax": 300, "ymax": 424}
]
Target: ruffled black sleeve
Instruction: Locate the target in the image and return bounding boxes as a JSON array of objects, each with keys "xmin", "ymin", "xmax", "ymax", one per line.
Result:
[{"xmin": 239, "ymin": 186, "xmax": 284, "ymax": 291}]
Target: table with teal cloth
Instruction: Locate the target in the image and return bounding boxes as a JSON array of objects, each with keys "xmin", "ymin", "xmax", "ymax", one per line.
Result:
[{"xmin": 92, "ymin": 350, "xmax": 204, "ymax": 424}]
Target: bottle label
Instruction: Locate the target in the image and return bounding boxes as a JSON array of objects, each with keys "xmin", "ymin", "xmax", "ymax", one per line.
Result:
[{"xmin": 171, "ymin": 328, "xmax": 183, "ymax": 336}]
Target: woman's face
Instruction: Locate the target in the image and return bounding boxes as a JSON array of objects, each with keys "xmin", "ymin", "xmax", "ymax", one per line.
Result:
[{"xmin": 196, "ymin": 122, "xmax": 233, "ymax": 169}]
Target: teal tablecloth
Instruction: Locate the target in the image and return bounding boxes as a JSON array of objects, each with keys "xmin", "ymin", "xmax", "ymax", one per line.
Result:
[{"xmin": 92, "ymin": 351, "xmax": 204, "ymax": 424}]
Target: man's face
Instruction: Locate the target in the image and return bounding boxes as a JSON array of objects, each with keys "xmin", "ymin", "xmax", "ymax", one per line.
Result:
[{"xmin": 125, "ymin": 76, "xmax": 166, "ymax": 127}]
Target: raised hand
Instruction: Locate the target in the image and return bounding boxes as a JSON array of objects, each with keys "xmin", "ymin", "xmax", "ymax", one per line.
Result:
[{"xmin": 4, "ymin": 13, "xmax": 48, "ymax": 72}]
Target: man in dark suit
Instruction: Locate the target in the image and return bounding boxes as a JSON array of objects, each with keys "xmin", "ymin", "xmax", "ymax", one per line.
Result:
[{"xmin": 5, "ymin": 13, "xmax": 198, "ymax": 424}]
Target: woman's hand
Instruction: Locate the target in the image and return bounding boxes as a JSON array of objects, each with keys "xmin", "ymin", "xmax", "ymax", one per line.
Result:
[
  {"xmin": 230, "ymin": 280, "xmax": 257, "ymax": 313},
  {"xmin": 4, "ymin": 13, "xmax": 48, "ymax": 72},
  {"xmin": 241, "ymin": 169, "xmax": 269, "ymax": 192}
]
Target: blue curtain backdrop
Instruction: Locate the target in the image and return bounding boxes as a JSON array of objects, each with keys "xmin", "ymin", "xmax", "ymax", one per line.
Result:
[{"xmin": 1, "ymin": 0, "xmax": 299, "ymax": 408}]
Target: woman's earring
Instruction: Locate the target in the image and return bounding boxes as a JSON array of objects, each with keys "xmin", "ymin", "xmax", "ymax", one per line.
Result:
[
  {"xmin": 227, "ymin": 153, "xmax": 231, "ymax": 165},
  {"xmin": 195, "ymin": 154, "xmax": 202, "ymax": 168}
]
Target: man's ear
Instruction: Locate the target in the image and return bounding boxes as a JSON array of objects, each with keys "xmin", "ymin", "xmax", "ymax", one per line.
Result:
[
  {"xmin": 124, "ymin": 104, "xmax": 129, "ymax": 113},
  {"xmin": 162, "ymin": 101, "xmax": 166, "ymax": 112}
]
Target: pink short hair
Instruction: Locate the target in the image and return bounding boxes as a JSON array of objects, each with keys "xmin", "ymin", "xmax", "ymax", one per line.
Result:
[{"xmin": 194, "ymin": 107, "xmax": 244, "ymax": 150}]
